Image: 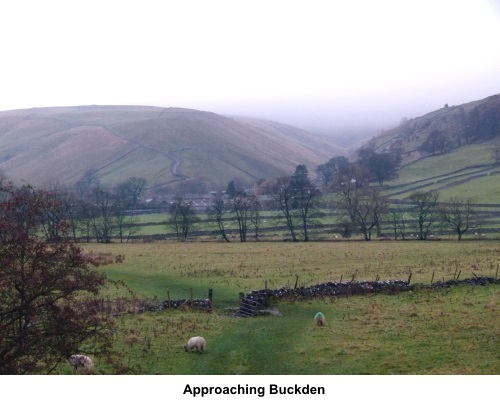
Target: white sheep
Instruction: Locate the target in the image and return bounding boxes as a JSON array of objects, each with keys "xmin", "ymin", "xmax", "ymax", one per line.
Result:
[
  {"xmin": 67, "ymin": 354, "xmax": 94, "ymax": 372},
  {"xmin": 184, "ymin": 336, "xmax": 206, "ymax": 353},
  {"xmin": 315, "ymin": 312, "xmax": 325, "ymax": 326}
]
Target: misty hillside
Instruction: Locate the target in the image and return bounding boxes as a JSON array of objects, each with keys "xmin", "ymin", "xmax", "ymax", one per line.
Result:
[
  {"xmin": 371, "ymin": 94, "xmax": 499, "ymax": 163},
  {"xmin": 0, "ymin": 105, "xmax": 344, "ymax": 192},
  {"xmin": 370, "ymin": 93, "xmax": 500, "ymax": 203}
]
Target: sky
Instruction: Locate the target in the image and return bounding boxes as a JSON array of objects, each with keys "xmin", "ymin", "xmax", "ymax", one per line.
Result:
[{"xmin": 1, "ymin": 0, "xmax": 500, "ymax": 137}]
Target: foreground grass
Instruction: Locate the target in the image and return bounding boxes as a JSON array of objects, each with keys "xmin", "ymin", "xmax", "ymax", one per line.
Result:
[
  {"xmin": 76, "ymin": 284, "xmax": 499, "ymax": 375},
  {"xmin": 73, "ymin": 240, "xmax": 499, "ymax": 375}
]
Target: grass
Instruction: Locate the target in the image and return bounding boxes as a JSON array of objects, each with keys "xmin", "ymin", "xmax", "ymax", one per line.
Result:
[
  {"xmin": 384, "ymin": 171, "xmax": 500, "ymax": 203},
  {"xmin": 92, "ymin": 241, "xmax": 500, "ymax": 300},
  {"xmin": 383, "ymin": 139, "xmax": 500, "ymax": 203},
  {"xmin": 68, "ymin": 240, "xmax": 500, "ymax": 375},
  {"xmin": 435, "ymin": 174, "xmax": 500, "ymax": 203},
  {"xmin": 76, "ymin": 284, "xmax": 499, "ymax": 375}
]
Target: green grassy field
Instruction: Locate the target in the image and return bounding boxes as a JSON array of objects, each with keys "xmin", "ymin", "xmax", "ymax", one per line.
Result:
[
  {"xmin": 382, "ymin": 138, "xmax": 500, "ymax": 203},
  {"xmin": 121, "ymin": 203, "xmax": 500, "ymax": 241},
  {"xmin": 68, "ymin": 240, "xmax": 500, "ymax": 375}
]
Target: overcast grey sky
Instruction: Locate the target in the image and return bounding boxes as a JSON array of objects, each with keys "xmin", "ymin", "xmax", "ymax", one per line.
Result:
[{"xmin": 1, "ymin": 0, "xmax": 500, "ymax": 135}]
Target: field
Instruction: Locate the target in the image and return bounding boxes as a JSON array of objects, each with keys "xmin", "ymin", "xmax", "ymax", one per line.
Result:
[
  {"xmin": 379, "ymin": 136, "xmax": 500, "ymax": 204},
  {"xmin": 67, "ymin": 240, "xmax": 500, "ymax": 375}
]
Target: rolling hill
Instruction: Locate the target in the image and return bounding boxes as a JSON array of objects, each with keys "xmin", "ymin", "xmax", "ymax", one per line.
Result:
[
  {"xmin": 0, "ymin": 105, "xmax": 344, "ymax": 192},
  {"xmin": 370, "ymin": 94, "xmax": 500, "ymax": 203}
]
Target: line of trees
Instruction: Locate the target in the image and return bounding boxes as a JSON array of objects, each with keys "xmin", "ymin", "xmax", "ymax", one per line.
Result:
[
  {"xmin": 36, "ymin": 175, "xmax": 147, "ymax": 244},
  {"xmin": 193, "ymin": 159, "xmax": 484, "ymax": 242},
  {"xmin": 0, "ymin": 148, "xmax": 489, "ymax": 245}
]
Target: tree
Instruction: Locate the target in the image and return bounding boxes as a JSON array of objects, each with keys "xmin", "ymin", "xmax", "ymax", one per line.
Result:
[
  {"xmin": 114, "ymin": 209, "xmax": 142, "ymax": 243},
  {"xmin": 231, "ymin": 192, "xmax": 254, "ymax": 242},
  {"xmin": 356, "ymin": 147, "xmax": 400, "ymax": 185},
  {"xmin": 335, "ymin": 179, "xmax": 387, "ymax": 241},
  {"xmin": 226, "ymin": 177, "xmax": 246, "ymax": 196},
  {"xmin": 90, "ymin": 188, "xmax": 117, "ymax": 243},
  {"xmin": 168, "ymin": 197, "xmax": 199, "ymax": 241},
  {"xmin": 409, "ymin": 190, "xmax": 440, "ymax": 240},
  {"xmin": 331, "ymin": 160, "xmax": 369, "ymax": 227},
  {"xmin": 76, "ymin": 199, "xmax": 95, "ymax": 243},
  {"xmin": 57, "ymin": 190, "xmax": 82, "ymax": 243},
  {"xmin": 420, "ymin": 129, "xmax": 451, "ymax": 156},
  {"xmin": 289, "ymin": 164, "xmax": 321, "ymax": 242},
  {"xmin": 350, "ymin": 188, "xmax": 388, "ymax": 241},
  {"xmin": 270, "ymin": 176, "xmax": 299, "ymax": 242},
  {"xmin": 0, "ymin": 182, "xmax": 114, "ymax": 374},
  {"xmin": 39, "ymin": 187, "xmax": 67, "ymax": 242},
  {"xmin": 441, "ymin": 197, "xmax": 479, "ymax": 240},
  {"xmin": 114, "ymin": 177, "xmax": 147, "ymax": 209},
  {"xmin": 226, "ymin": 180, "xmax": 237, "ymax": 196},
  {"xmin": 249, "ymin": 196, "xmax": 262, "ymax": 241},
  {"xmin": 210, "ymin": 193, "xmax": 230, "ymax": 242},
  {"xmin": 316, "ymin": 156, "xmax": 349, "ymax": 187},
  {"xmin": 389, "ymin": 205, "xmax": 408, "ymax": 240}
]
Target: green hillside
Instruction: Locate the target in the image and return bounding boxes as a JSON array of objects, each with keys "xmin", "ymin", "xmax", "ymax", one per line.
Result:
[
  {"xmin": 0, "ymin": 106, "xmax": 344, "ymax": 191},
  {"xmin": 385, "ymin": 141, "xmax": 500, "ymax": 203},
  {"xmin": 371, "ymin": 94, "xmax": 500, "ymax": 204}
]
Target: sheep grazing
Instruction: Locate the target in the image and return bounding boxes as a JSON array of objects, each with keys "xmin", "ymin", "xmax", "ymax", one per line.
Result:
[
  {"xmin": 67, "ymin": 354, "xmax": 94, "ymax": 372},
  {"xmin": 184, "ymin": 336, "xmax": 206, "ymax": 353},
  {"xmin": 315, "ymin": 312, "xmax": 326, "ymax": 326}
]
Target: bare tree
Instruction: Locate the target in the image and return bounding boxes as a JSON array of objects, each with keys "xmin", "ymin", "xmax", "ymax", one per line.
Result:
[
  {"xmin": 409, "ymin": 190, "xmax": 440, "ymax": 240},
  {"xmin": 76, "ymin": 199, "xmax": 95, "ymax": 243},
  {"xmin": 270, "ymin": 176, "xmax": 299, "ymax": 242},
  {"xmin": 249, "ymin": 195, "xmax": 262, "ymax": 241},
  {"xmin": 331, "ymin": 161, "xmax": 370, "ymax": 234},
  {"xmin": 90, "ymin": 188, "xmax": 117, "ymax": 243},
  {"xmin": 210, "ymin": 193, "xmax": 230, "ymax": 242},
  {"xmin": 441, "ymin": 197, "xmax": 479, "ymax": 240},
  {"xmin": 344, "ymin": 187, "xmax": 388, "ymax": 241},
  {"xmin": 231, "ymin": 192, "xmax": 254, "ymax": 242},
  {"xmin": 168, "ymin": 197, "xmax": 199, "ymax": 241},
  {"xmin": 289, "ymin": 164, "xmax": 321, "ymax": 241},
  {"xmin": 59, "ymin": 191, "xmax": 82, "ymax": 242},
  {"xmin": 389, "ymin": 205, "xmax": 408, "ymax": 240},
  {"xmin": 114, "ymin": 209, "xmax": 142, "ymax": 242}
]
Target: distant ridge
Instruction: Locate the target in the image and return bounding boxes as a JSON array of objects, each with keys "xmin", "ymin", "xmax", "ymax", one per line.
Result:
[{"xmin": 0, "ymin": 105, "xmax": 344, "ymax": 192}]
